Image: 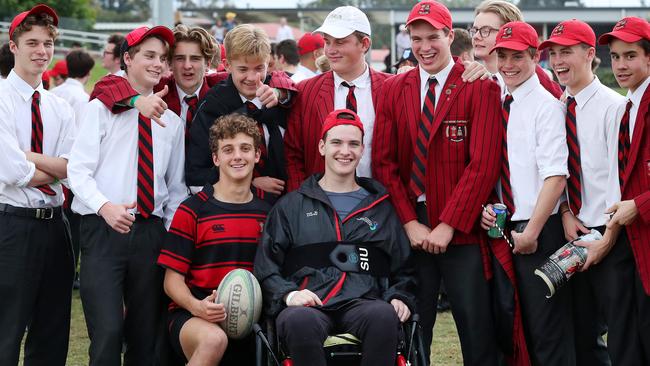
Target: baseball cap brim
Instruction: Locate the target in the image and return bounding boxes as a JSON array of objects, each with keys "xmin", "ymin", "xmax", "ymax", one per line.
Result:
[
  {"xmin": 538, "ymin": 37, "xmax": 581, "ymax": 50},
  {"xmin": 489, "ymin": 41, "xmax": 531, "ymax": 54},
  {"xmin": 406, "ymin": 16, "xmax": 447, "ymax": 30},
  {"xmin": 598, "ymin": 31, "xmax": 643, "ymax": 45},
  {"xmin": 313, "ymin": 25, "xmax": 354, "ymax": 39}
]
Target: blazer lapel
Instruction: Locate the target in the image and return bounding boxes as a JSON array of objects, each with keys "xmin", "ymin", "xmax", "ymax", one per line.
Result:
[
  {"xmin": 317, "ymin": 72, "xmax": 335, "ymax": 123},
  {"xmin": 369, "ymin": 68, "xmax": 382, "ymax": 108},
  {"xmin": 198, "ymin": 77, "xmax": 210, "ymax": 99},
  {"xmin": 624, "ymin": 86, "xmax": 650, "ymax": 190},
  {"xmin": 166, "ymin": 78, "xmax": 182, "ymax": 117},
  {"xmin": 403, "ymin": 68, "xmax": 421, "ymax": 147},
  {"xmin": 430, "ymin": 61, "xmax": 467, "ymax": 141}
]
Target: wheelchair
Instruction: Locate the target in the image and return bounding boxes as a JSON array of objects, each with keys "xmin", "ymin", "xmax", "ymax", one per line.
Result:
[{"xmin": 253, "ymin": 313, "xmax": 428, "ymax": 366}]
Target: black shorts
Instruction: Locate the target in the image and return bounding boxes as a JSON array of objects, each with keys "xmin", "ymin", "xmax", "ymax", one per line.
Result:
[{"xmin": 168, "ymin": 308, "xmax": 256, "ymax": 365}]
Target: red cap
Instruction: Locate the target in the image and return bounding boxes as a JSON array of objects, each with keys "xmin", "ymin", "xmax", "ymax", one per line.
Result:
[
  {"xmin": 406, "ymin": 1, "xmax": 452, "ymax": 30},
  {"xmin": 321, "ymin": 109, "xmax": 364, "ymax": 139},
  {"xmin": 50, "ymin": 60, "xmax": 67, "ymax": 78},
  {"xmin": 490, "ymin": 21, "xmax": 539, "ymax": 54},
  {"xmin": 9, "ymin": 4, "xmax": 58, "ymax": 40},
  {"xmin": 598, "ymin": 17, "xmax": 650, "ymax": 45},
  {"xmin": 539, "ymin": 19, "xmax": 595, "ymax": 50},
  {"xmin": 124, "ymin": 26, "xmax": 174, "ymax": 50},
  {"xmin": 298, "ymin": 33, "xmax": 324, "ymax": 56}
]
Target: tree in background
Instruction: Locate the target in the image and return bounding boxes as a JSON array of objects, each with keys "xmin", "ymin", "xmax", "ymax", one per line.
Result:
[{"xmin": 0, "ymin": 0, "xmax": 96, "ymax": 26}]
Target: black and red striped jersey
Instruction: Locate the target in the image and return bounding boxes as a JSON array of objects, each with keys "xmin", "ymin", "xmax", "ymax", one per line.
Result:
[{"xmin": 157, "ymin": 184, "xmax": 270, "ymax": 307}]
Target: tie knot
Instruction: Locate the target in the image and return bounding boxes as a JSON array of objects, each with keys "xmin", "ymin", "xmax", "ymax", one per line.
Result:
[
  {"xmin": 32, "ymin": 90, "xmax": 40, "ymax": 104},
  {"xmin": 626, "ymin": 99, "xmax": 633, "ymax": 112},
  {"xmin": 341, "ymin": 81, "xmax": 355, "ymax": 90},
  {"xmin": 245, "ymin": 101, "xmax": 258, "ymax": 111},
  {"xmin": 184, "ymin": 95, "xmax": 197, "ymax": 106},
  {"xmin": 503, "ymin": 94, "xmax": 513, "ymax": 107},
  {"xmin": 428, "ymin": 77, "xmax": 438, "ymax": 88},
  {"xmin": 566, "ymin": 96, "xmax": 576, "ymax": 107}
]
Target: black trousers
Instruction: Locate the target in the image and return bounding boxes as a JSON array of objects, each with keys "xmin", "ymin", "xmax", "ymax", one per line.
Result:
[
  {"xmin": 276, "ymin": 298, "xmax": 400, "ymax": 366},
  {"xmin": 415, "ymin": 203, "xmax": 498, "ymax": 366},
  {"xmin": 571, "ymin": 226, "xmax": 610, "ymax": 366},
  {"xmin": 79, "ymin": 215, "xmax": 165, "ymax": 366},
  {"xmin": 512, "ymin": 214, "xmax": 575, "ymax": 366},
  {"xmin": 0, "ymin": 212, "xmax": 74, "ymax": 366}
]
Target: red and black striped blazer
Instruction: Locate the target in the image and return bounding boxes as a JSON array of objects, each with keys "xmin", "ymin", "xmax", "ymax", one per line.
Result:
[
  {"xmin": 284, "ymin": 68, "xmax": 391, "ymax": 192},
  {"xmin": 621, "ymin": 85, "xmax": 650, "ymax": 295},
  {"xmin": 89, "ymin": 72, "xmax": 228, "ymax": 114},
  {"xmin": 372, "ymin": 59, "xmax": 502, "ymax": 244}
]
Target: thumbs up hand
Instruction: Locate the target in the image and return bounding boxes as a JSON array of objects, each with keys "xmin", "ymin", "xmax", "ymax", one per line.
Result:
[
  {"xmin": 133, "ymin": 85, "xmax": 169, "ymax": 127},
  {"xmin": 255, "ymin": 73, "xmax": 279, "ymax": 108}
]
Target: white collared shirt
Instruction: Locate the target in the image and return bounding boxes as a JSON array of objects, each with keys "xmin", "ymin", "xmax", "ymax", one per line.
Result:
[
  {"xmin": 68, "ymin": 98, "xmax": 187, "ymax": 228},
  {"xmin": 176, "ymin": 81, "xmax": 202, "ymax": 123},
  {"xmin": 499, "ymin": 74, "xmax": 568, "ymax": 221},
  {"xmin": 0, "ymin": 70, "xmax": 76, "ymax": 208},
  {"xmin": 51, "ymin": 78, "xmax": 89, "ymax": 129},
  {"xmin": 291, "ymin": 64, "xmax": 319, "ymax": 84},
  {"xmin": 416, "ymin": 58, "xmax": 455, "ymax": 202},
  {"xmin": 333, "ymin": 65, "xmax": 375, "ymax": 178},
  {"xmin": 418, "ymin": 58, "xmax": 455, "ymax": 111},
  {"xmin": 111, "ymin": 69, "xmax": 126, "ymax": 78},
  {"xmin": 626, "ymin": 76, "xmax": 650, "ymax": 140},
  {"xmin": 564, "ymin": 77, "xmax": 625, "ymax": 227}
]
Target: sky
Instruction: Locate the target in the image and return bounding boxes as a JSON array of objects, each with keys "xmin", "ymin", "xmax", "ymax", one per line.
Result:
[{"xmin": 235, "ymin": 0, "xmax": 643, "ymax": 8}]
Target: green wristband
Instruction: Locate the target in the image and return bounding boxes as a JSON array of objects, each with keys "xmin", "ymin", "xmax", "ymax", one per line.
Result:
[{"xmin": 129, "ymin": 95, "xmax": 140, "ymax": 107}]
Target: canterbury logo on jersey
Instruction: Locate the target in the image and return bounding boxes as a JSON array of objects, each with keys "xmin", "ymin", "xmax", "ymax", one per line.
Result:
[
  {"xmin": 212, "ymin": 224, "xmax": 225, "ymax": 233},
  {"xmin": 306, "ymin": 210, "xmax": 318, "ymax": 217}
]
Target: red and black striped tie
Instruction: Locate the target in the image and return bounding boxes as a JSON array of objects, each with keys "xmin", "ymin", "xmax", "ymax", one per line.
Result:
[
  {"xmin": 341, "ymin": 81, "xmax": 357, "ymax": 113},
  {"xmin": 184, "ymin": 95, "xmax": 198, "ymax": 134},
  {"xmin": 137, "ymin": 113, "xmax": 154, "ymax": 218},
  {"xmin": 31, "ymin": 91, "xmax": 56, "ymax": 196},
  {"xmin": 500, "ymin": 95, "xmax": 515, "ymax": 214},
  {"xmin": 410, "ymin": 77, "xmax": 437, "ymax": 197},
  {"xmin": 565, "ymin": 97, "xmax": 582, "ymax": 215},
  {"xmin": 618, "ymin": 100, "xmax": 633, "ymax": 187}
]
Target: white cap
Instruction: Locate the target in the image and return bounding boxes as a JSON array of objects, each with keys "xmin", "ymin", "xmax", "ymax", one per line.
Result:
[{"xmin": 314, "ymin": 6, "xmax": 371, "ymax": 38}]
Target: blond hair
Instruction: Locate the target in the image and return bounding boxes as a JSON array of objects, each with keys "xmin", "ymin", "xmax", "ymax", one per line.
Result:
[
  {"xmin": 475, "ymin": 0, "xmax": 524, "ymax": 24},
  {"xmin": 224, "ymin": 24, "xmax": 271, "ymax": 62},
  {"xmin": 172, "ymin": 24, "xmax": 218, "ymax": 62}
]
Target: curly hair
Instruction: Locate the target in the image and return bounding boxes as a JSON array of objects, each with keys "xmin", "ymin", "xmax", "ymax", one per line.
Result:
[
  {"xmin": 171, "ymin": 24, "xmax": 218, "ymax": 62},
  {"xmin": 209, "ymin": 113, "xmax": 262, "ymax": 154}
]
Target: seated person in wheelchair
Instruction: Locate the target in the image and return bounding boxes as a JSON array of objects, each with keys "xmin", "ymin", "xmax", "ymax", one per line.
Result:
[
  {"xmin": 254, "ymin": 109, "xmax": 417, "ymax": 366},
  {"xmin": 157, "ymin": 114, "xmax": 271, "ymax": 365}
]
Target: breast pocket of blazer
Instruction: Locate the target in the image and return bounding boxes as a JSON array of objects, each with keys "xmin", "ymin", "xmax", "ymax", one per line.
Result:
[{"xmin": 440, "ymin": 119, "xmax": 469, "ymax": 162}]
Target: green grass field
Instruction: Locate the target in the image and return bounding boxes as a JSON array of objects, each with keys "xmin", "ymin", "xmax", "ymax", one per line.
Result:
[{"xmin": 21, "ymin": 291, "xmax": 463, "ymax": 365}]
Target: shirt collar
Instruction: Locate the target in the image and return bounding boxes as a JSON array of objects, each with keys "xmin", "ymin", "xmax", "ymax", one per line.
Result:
[
  {"xmin": 63, "ymin": 78, "xmax": 85, "ymax": 89},
  {"xmin": 239, "ymin": 94, "xmax": 263, "ymax": 109},
  {"xmin": 7, "ymin": 69, "xmax": 44, "ymax": 102},
  {"xmin": 333, "ymin": 63, "xmax": 370, "ymax": 89},
  {"xmin": 566, "ymin": 76, "xmax": 599, "ymax": 109},
  {"xmin": 418, "ymin": 57, "xmax": 454, "ymax": 88},
  {"xmin": 297, "ymin": 64, "xmax": 318, "ymax": 77},
  {"xmin": 177, "ymin": 80, "xmax": 203, "ymax": 103},
  {"xmin": 509, "ymin": 72, "xmax": 540, "ymax": 102},
  {"xmin": 627, "ymin": 76, "xmax": 650, "ymax": 107}
]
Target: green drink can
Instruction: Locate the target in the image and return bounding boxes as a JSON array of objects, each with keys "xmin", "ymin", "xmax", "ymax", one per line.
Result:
[{"xmin": 487, "ymin": 203, "xmax": 508, "ymax": 239}]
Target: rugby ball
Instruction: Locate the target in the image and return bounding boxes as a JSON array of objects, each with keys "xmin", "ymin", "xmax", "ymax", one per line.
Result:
[{"xmin": 215, "ymin": 269, "xmax": 263, "ymax": 339}]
